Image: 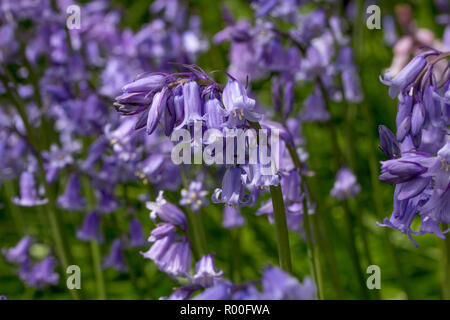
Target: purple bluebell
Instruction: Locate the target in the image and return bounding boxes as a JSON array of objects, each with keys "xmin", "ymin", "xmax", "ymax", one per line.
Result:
[
  {"xmin": 261, "ymin": 266, "xmax": 316, "ymax": 300},
  {"xmin": 203, "ymin": 97, "xmax": 225, "ymax": 131},
  {"xmin": 180, "ymin": 81, "xmax": 203, "ymax": 126},
  {"xmin": 378, "ymin": 125, "xmax": 401, "ymax": 159},
  {"xmin": 337, "ymin": 47, "xmax": 363, "ymax": 103},
  {"xmin": 57, "ymin": 174, "xmax": 85, "ymax": 211},
  {"xmin": 189, "ymin": 254, "xmax": 223, "ymax": 288},
  {"xmin": 80, "ymin": 137, "xmax": 109, "ymax": 171},
  {"xmin": 222, "ymin": 205, "xmax": 245, "ymax": 229},
  {"xmin": 377, "ymin": 186, "xmax": 421, "ymax": 246},
  {"xmin": 379, "ymin": 152, "xmax": 430, "ymax": 185},
  {"xmin": 2, "ymin": 236, "xmax": 32, "ymax": 264},
  {"xmin": 146, "ymin": 87, "xmax": 168, "ymax": 135},
  {"xmin": 12, "ymin": 171, "xmax": 48, "ymax": 206},
  {"xmin": 128, "ymin": 218, "xmax": 146, "ymax": 248},
  {"xmin": 193, "ymin": 282, "xmax": 232, "ymax": 300},
  {"xmin": 104, "ymin": 239, "xmax": 128, "ymax": 273},
  {"xmin": 95, "ymin": 187, "xmax": 118, "ymax": 214},
  {"xmin": 24, "ymin": 256, "xmax": 59, "ymax": 289},
  {"xmin": 143, "ymin": 236, "xmax": 191, "ymax": 277},
  {"xmin": 180, "ymin": 181, "xmax": 209, "ymax": 212},
  {"xmin": 330, "ymin": 167, "xmax": 361, "ymax": 200},
  {"xmin": 212, "ymin": 166, "xmax": 249, "ymax": 207},
  {"xmin": 380, "ymin": 55, "xmax": 427, "ymax": 98},
  {"xmin": 146, "ymin": 191, "xmax": 187, "ymax": 230},
  {"xmin": 222, "ymin": 80, "xmax": 261, "ymax": 127},
  {"xmin": 301, "ymin": 90, "xmax": 330, "ymax": 122},
  {"xmin": 76, "ymin": 211, "xmax": 104, "ymax": 243}
]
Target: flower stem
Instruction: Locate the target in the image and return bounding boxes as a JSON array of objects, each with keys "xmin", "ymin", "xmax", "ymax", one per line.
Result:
[
  {"xmin": 285, "ymin": 136, "xmax": 341, "ymax": 299},
  {"xmin": 179, "ymin": 164, "xmax": 207, "ymax": 259},
  {"xmin": 343, "ymin": 201, "xmax": 370, "ymax": 299},
  {"xmin": 90, "ymin": 241, "xmax": 106, "ymax": 300},
  {"xmin": 301, "ymin": 192, "xmax": 322, "ymax": 299},
  {"xmin": 269, "ymin": 184, "xmax": 292, "ymax": 273},
  {"xmin": 81, "ymin": 176, "xmax": 107, "ymax": 300},
  {"xmin": 441, "ymin": 225, "xmax": 450, "ymax": 299}
]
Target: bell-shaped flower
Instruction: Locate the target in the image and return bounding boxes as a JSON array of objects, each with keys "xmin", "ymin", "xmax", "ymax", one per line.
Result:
[{"xmin": 12, "ymin": 171, "xmax": 48, "ymax": 207}]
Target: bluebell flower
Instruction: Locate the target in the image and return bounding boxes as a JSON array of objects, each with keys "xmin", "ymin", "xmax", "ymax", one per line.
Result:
[
  {"xmin": 103, "ymin": 239, "xmax": 128, "ymax": 273},
  {"xmin": 12, "ymin": 171, "xmax": 48, "ymax": 207},
  {"xmin": 143, "ymin": 236, "xmax": 191, "ymax": 277},
  {"xmin": 378, "ymin": 125, "xmax": 401, "ymax": 159},
  {"xmin": 380, "ymin": 55, "xmax": 427, "ymax": 98},
  {"xmin": 76, "ymin": 211, "xmax": 104, "ymax": 243},
  {"xmin": 212, "ymin": 166, "xmax": 249, "ymax": 207},
  {"xmin": 146, "ymin": 191, "xmax": 187, "ymax": 230},
  {"xmin": 180, "ymin": 181, "xmax": 209, "ymax": 212},
  {"xmin": 24, "ymin": 256, "xmax": 59, "ymax": 289},
  {"xmin": 95, "ymin": 187, "xmax": 119, "ymax": 214},
  {"xmin": 301, "ymin": 90, "xmax": 330, "ymax": 122},
  {"xmin": 57, "ymin": 174, "xmax": 85, "ymax": 211},
  {"xmin": 193, "ymin": 282, "xmax": 232, "ymax": 300},
  {"xmin": 261, "ymin": 266, "xmax": 315, "ymax": 300},
  {"xmin": 222, "ymin": 205, "xmax": 245, "ymax": 229},
  {"xmin": 377, "ymin": 186, "xmax": 421, "ymax": 246},
  {"xmin": 189, "ymin": 254, "xmax": 223, "ymax": 288},
  {"xmin": 222, "ymin": 80, "xmax": 261, "ymax": 127},
  {"xmin": 330, "ymin": 167, "xmax": 361, "ymax": 200},
  {"xmin": 128, "ymin": 218, "xmax": 146, "ymax": 248},
  {"xmin": 2, "ymin": 236, "xmax": 32, "ymax": 264}
]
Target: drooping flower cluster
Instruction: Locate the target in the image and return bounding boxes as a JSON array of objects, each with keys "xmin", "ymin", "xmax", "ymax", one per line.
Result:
[
  {"xmin": 141, "ymin": 191, "xmax": 192, "ymax": 277},
  {"xmin": 378, "ymin": 49, "xmax": 450, "ymax": 245},
  {"xmin": 2, "ymin": 237, "xmax": 59, "ymax": 289}
]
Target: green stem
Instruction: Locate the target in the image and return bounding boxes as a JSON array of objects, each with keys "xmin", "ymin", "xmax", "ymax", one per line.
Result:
[
  {"xmin": 269, "ymin": 184, "xmax": 292, "ymax": 273},
  {"xmin": 81, "ymin": 175, "xmax": 107, "ymax": 300},
  {"xmin": 3, "ymin": 180, "xmax": 25, "ymax": 235},
  {"xmin": 178, "ymin": 165, "xmax": 207, "ymax": 259},
  {"xmin": 301, "ymin": 194, "xmax": 321, "ymax": 298},
  {"xmin": 90, "ymin": 241, "xmax": 106, "ymax": 300},
  {"xmin": 230, "ymin": 228, "xmax": 243, "ymax": 282},
  {"xmin": 285, "ymin": 143, "xmax": 337, "ymax": 298},
  {"xmin": 441, "ymin": 225, "xmax": 450, "ymax": 299},
  {"xmin": 343, "ymin": 201, "xmax": 370, "ymax": 299}
]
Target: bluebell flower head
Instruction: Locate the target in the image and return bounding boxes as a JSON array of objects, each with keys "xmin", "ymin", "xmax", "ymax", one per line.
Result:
[
  {"xmin": 12, "ymin": 171, "xmax": 48, "ymax": 207},
  {"xmin": 190, "ymin": 254, "xmax": 223, "ymax": 288},
  {"xmin": 76, "ymin": 211, "xmax": 104, "ymax": 243},
  {"xmin": 379, "ymin": 125, "xmax": 401, "ymax": 159},
  {"xmin": 24, "ymin": 256, "xmax": 59, "ymax": 289},
  {"xmin": 330, "ymin": 167, "xmax": 361, "ymax": 200},
  {"xmin": 380, "ymin": 55, "xmax": 427, "ymax": 98},
  {"xmin": 222, "ymin": 205, "xmax": 245, "ymax": 229},
  {"xmin": 180, "ymin": 181, "xmax": 209, "ymax": 212},
  {"xmin": 104, "ymin": 238, "xmax": 128, "ymax": 273},
  {"xmin": 146, "ymin": 191, "xmax": 187, "ymax": 230},
  {"xmin": 2, "ymin": 236, "xmax": 32, "ymax": 264},
  {"xmin": 57, "ymin": 174, "xmax": 85, "ymax": 211},
  {"xmin": 261, "ymin": 266, "xmax": 316, "ymax": 300},
  {"xmin": 129, "ymin": 218, "xmax": 146, "ymax": 248}
]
